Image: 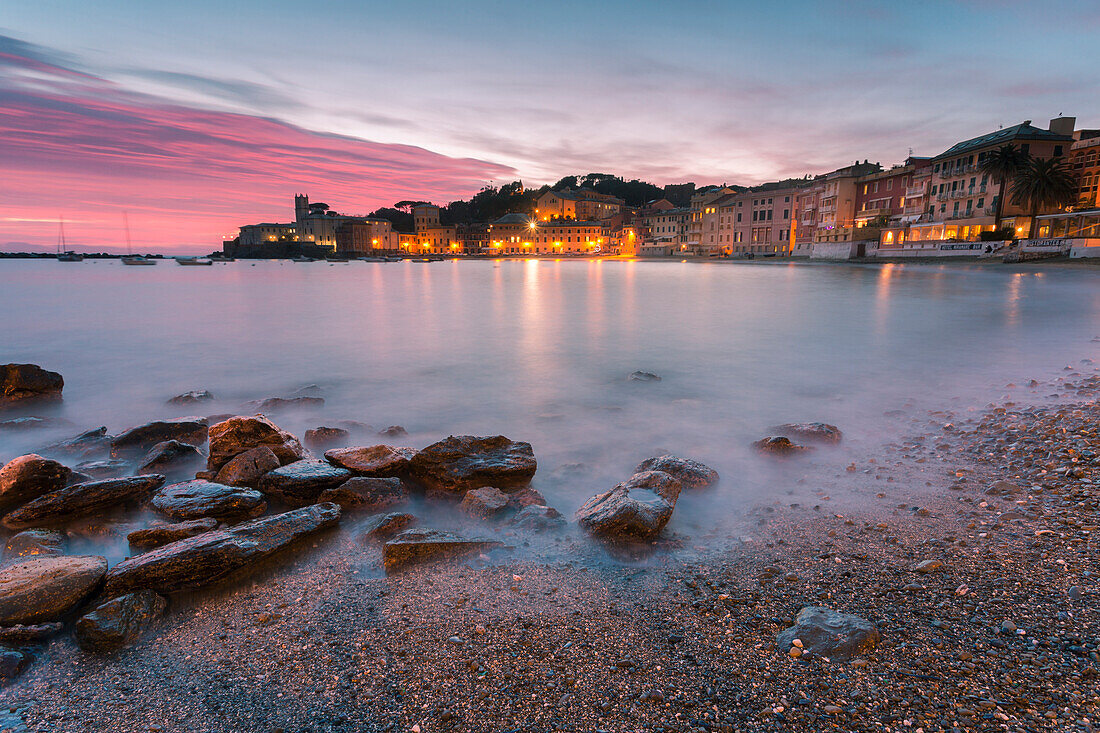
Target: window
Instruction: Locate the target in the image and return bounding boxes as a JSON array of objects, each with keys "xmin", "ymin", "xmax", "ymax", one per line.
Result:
[
  {"xmin": 783, "ymin": 209, "xmax": 789, "ymax": 219},
  {"xmin": 1054, "ymin": 145, "xmax": 1063, "ymax": 157},
  {"xmin": 887, "ymin": 179, "xmax": 892, "ymax": 190}
]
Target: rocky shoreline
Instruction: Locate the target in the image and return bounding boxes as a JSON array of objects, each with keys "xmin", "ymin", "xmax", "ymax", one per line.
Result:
[{"xmin": 0, "ymin": 362, "xmax": 1095, "ymax": 731}]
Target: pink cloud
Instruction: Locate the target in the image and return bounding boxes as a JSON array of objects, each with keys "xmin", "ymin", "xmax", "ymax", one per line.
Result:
[{"xmin": 0, "ymin": 47, "xmax": 513, "ymax": 254}]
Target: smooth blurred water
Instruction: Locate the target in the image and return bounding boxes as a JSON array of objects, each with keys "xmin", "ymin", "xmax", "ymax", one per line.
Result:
[{"xmin": 2, "ymin": 258, "xmax": 1098, "ymax": 525}]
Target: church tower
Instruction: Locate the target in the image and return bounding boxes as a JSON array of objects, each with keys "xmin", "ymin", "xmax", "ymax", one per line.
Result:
[{"xmin": 294, "ymin": 194, "xmax": 309, "ymax": 224}]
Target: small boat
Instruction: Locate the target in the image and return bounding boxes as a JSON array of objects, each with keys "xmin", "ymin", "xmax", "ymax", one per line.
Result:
[
  {"xmin": 121, "ymin": 213, "xmax": 156, "ymax": 264},
  {"xmin": 55, "ymin": 218, "xmax": 83, "ymax": 262},
  {"xmin": 357, "ymin": 256, "xmax": 385, "ymax": 262},
  {"xmin": 291, "ymin": 255, "xmax": 316, "ymax": 263},
  {"xmin": 326, "ymin": 257, "xmax": 350, "ymax": 263},
  {"xmin": 175, "ymin": 257, "xmax": 214, "ymax": 266},
  {"xmin": 384, "ymin": 256, "xmax": 402, "ymax": 262}
]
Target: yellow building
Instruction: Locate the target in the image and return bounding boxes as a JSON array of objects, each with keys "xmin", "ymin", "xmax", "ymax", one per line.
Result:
[{"xmin": 535, "ymin": 189, "xmax": 624, "ymax": 221}]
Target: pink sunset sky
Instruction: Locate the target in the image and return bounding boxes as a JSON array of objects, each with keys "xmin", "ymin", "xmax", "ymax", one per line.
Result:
[{"xmin": 2, "ymin": 1, "xmax": 1098, "ymax": 253}]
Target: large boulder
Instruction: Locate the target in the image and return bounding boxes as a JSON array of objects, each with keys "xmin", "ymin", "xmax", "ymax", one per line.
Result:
[
  {"xmin": 0, "ymin": 454, "xmax": 72, "ymax": 512},
  {"xmin": 0, "ymin": 555, "xmax": 107, "ymax": 624},
  {"xmin": 304, "ymin": 427, "xmax": 349, "ymax": 451},
  {"xmin": 40, "ymin": 426, "xmax": 111, "ymax": 458},
  {"xmin": 408, "ymin": 435, "xmax": 536, "ymax": 494},
  {"xmin": 770, "ymin": 422, "xmax": 843, "ymax": 445},
  {"xmin": 634, "ymin": 455, "xmax": 719, "ymax": 490},
  {"xmin": 0, "ymin": 364, "xmax": 63, "ymax": 407},
  {"xmin": 257, "ymin": 459, "xmax": 351, "ymax": 507},
  {"xmin": 459, "ymin": 487, "xmax": 510, "ymax": 520},
  {"xmin": 104, "ymin": 503, "xmax": 341, "ymax": 596},
  {"xmin": 150, "ymin": 480, "xmax": 266, "ymax": 521},
  {"xmin": 575, "ymin": 470, "xmax": 682, "ymax": 540},
  {"xmin": 74, "ymin": 590, "xmax": 167, "ymax": 653},
  {"xmin": 324, "ymin": 445, "xmax": 416, "ymax": 477},
  {"xmin": 2, "ymin": 475, "xmax": 166, "ymax": 530},
  {"xmin": 127, "ymin": 518, "xmax": 218, "ymax": 550},
  {"xmin": 776, "ymin": 607, "xmax": 880, "ymax": 662},
  {"xmin": 207, "ymin": 416, "xmax": 305, "ymax": 473},
  {"xmin": 110, "ymin": 417, "xmax": 209, "ymax": 455},
  {"xmin": 214, "ymin": 445, "xmax": 280, "ymax": 487},
  {"xmin": 317, "ymin": 477, "xmax": 406, "ymax": 512},
  {"xmin": 3, "ymin": 530, "xmax": 67, "ymax": 560},
  {"xmin": 136, "ymin": 440, "xmax": 204, "ymax": 479},
  {"xmin": 382, "ymin": 529, "xmax": 502, "ymax": 574}
]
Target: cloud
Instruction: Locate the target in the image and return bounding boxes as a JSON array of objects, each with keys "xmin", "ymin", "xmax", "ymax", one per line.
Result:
[{"xmin": 0, "ymin": 37, "xmax": 513, "ymax": 253}]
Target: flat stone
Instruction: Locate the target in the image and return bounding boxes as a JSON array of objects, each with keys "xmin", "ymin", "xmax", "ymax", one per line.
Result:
[
  {"xmin": 0, "ymin": 555, "xmax": 108, "ymax": 624},
  {"xmin": 214, "ymin": 445, "xmax": 280, "ymax": 487},
  {"xmin": 243, "ymin": 396, "xmax": 325, "ymax": 412},
  {"xmin": 752, "ymin": 436, "xmax": 813, "ymax": 456},
  {"xmin": 258, "ymin": 459, "xmax": 352, "ymax": 507},
  {"xmin": 0, "ymin": 649, "xmax": 29, "ymax": 679},
  {"xmin": 39, "ymin": 426, "xmax": 110, "ymax": 458},
  {"xmin": 985, "ymin": 480, "xmax": 1023, "ymax": 496},
  {"xmin": 914, "ymin": 559, "xmax": 945, "ymax": 574},
  {"xmin": 776, "ymin": 607, "xmax": 881, "ymax": 662},
  {"xmin": 408, "ymin": 435, "xmax": 536, "ymax": 493},
  {"xmin": 110, "ymin": 417, "xmax": 208, "ymax": 454},
  {"xmin": 304, "ymin": 427, "xmax": 349, "ymax": 450},
  {"xmin": 459, "ymin": 487, "xmax": 510, "ymax": 520},
  {"xmin": 509, "ymin": 505, "xmax": 566, "ymax": 531},
  {"xmin": 575, "ymin": 470, "xmax": 682, "ymax": 540},
  {"xmin": 382, "ymin": 529, "xmax": 502, "ymax": 574},
  {"xmin": 0, "ymin": 364, "xmax": 63, "ymax": 407},
  {"xmin": 2, "ymin": 475, "xmax": 166, "ymax": 530},
  {"xmin": 166, "ymin": 390, "xmax": 214, "ymax": 406},
  {"xmin": 207, "ymin": 415, "xmax": 305, "ymax": 473},
  {"xmin": 74, "ymin": 459, "xmax": 130, "ymax": 479},
  {"xmin": 0, "ymin": 622, "xmax": 62, "ymax": 644},
  {"xmin": 317, "ymin": 477, "xmax": 406, "ymax": 512},
  {"xmin": 127, "ymin": 518, "xmax": 219, "ymax": 550},
  {"xmin": 0, "ymin": 417, "xmax": 69, "ymax": 431},
  {"xmin": 360, "ymin": 512, "xmax": 417, "ymax": 542},
  {"xmin": 770, "ymin": 422, "xmax": 843, "ymax": 445},
  {"xmin": 377, "ymin": 425, "xmax": 408, "ymax": 439},
  {"xmin": 136, "ymin": 440, "xmax": 204, "ymax": 479},
  {"xmin": 324, "ymin": 445, "xmax": 416, "ymax": 477},
  {"xmin": 0, "ymin": 455, "xmax": 72, "ymax": 512},
  {"xmin": 150, "ymin": 479, "xmax": 266, "ymax": 521},
  {"xmin": 74, "ymin": 590, "xmax": 167, "ymax": 653},
  {"xmin": 634, "ymin": 455, "xmax": 719, "ymax": 489},
  {"xmin": 628, "ymin": 371, "xmax": 661, "ymax": 382},
  {"xmin": 104, "ymin": 503, "xmax": 341, "ymax": 595},
  {"xmin": 3, "ymin": 530, "xmax": 67, "ymax": 560}
]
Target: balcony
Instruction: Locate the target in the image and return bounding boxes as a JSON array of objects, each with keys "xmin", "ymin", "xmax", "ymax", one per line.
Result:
[{"xmin": 905, "ymin": 186, "xmax": 926, "ymax": 198}]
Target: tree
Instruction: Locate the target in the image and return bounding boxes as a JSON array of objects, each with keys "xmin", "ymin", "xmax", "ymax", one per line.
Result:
[
  {"xmin": 1009, "ymin": 157, "xmax": 1077, "ymax": 237},
  {"xmin": 979, "ymin": 144, "xmax": 1031, "ymax": 231}
]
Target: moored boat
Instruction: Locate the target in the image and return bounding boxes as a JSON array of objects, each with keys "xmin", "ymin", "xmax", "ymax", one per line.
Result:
[
  {"xmin": 55, "ymin": 218, "xmax": 84, "ymax": 262},
  {"xmin": 175, "ymin": 257, "xmax": 214, "ymax": 266}
]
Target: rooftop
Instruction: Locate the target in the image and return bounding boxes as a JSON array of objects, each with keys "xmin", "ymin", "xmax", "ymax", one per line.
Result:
[{"xmin": 936, "ymin": 121, "xmax": 1074, "ymax": 159}]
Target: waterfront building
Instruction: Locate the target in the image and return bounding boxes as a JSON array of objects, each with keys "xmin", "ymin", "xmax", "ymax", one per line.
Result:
[
  {"xmin": 409, "ymin": 203, "xmax": 460, "ymax": 255},
  {"xmin": 686, "ymin": 186, "xmax": 737, "ymax": 255},
  {"xmin": 535, "ymin": 189, "xmax": 624, "ymax": 221},
  {"xmin": 853, "ymin": 157, "xmax": 933, "ymax": 228},
  {"xmin": 1068, "ymin": 132, "xmax": 1100, "ymax": 209},
  {"xmin": 333, "ymin": 218, "xmax": 398, "ymax": 255},
  {"xmin": 638, "ymin": 206, "xmax": 690, "ymax": 255},
  {"xmin": 792, "ymin": 162, "xmax": 880, "ymax": 255},
  {"xmin": 237, "ymin": 223, "xmax": 297, "ymax": 247},
  {"xmin": 712, "ymin": 182, "xmax": 802, "ymax": 256}
]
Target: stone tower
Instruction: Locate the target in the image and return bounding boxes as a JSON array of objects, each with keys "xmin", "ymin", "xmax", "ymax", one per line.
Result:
[{"xmin": 294, "ymin": 194, "xmax": 309, "ymax": 224}]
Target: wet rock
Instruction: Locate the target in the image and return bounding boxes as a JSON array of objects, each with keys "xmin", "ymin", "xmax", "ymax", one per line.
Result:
[
  {"xmin": 0, "ymin": 364, "xmax": 63, "ymax": 407},
  {"xmin": 0, "ymin": 555, "xmax": 108, "ymax": 624},
  {"xmin": 382, "ymin": 529, "xmax": 502, "ymax": 574},
  {"xmin": 914, "ymin": 559, "xmax": 945, "ymax": 574},
  {"xmin": 0, "ymin": 649, "xmax": 29, "ymax": 679},
  {"xmin": 40, "ymin": 427, "xmax": 110, "ymax": 458},
  {"xmin": 509, "ymin": 505, "xmax": 566, "ymax": 531},
  {"xmin": 214, "ymin": 445, "xmax": 280, "ymax": 487},
  {"xmin": 0, "ymin": 623, "xmax": 61, "ymax": 644},
  {"xmin": 324, "ymin": 445, "xmax": 416, "ymax": 477},
  {"xmin": 243, "ymin": 396, "xmax": 325, "ymax": 412},
  {"xmin": 634, "ymin": 455, "xmax": 719, "ymax": 489},
  {"xmin": 258, "ymin": 459, "xmax": 352, "ymax": 507},
  {"xmin": 0, "ymin": 417, "xmax": 69, "ymax": 431},
  {"xmin": 629, "ymin": 371, "xmax": 661, "ymax": 382},
  {"xmin": 770, "ymin": 422, "xmax": 843, "ymax": 445},
  {"xmin": 985, "ymin": 480, "xmax": 1023, "ymax": 496},
  {"xmin": 360, "ymin": 512, "xmax": 417, "ymax": 542},
  {"xmin": 207, "ymin": 416, "xmax": 306, "ymax": 473},
  {"xmin": 104, "ymin": 503, "xmax": 341, "ymax": 596},
  {"xmin": 752, "ymin": 436, "xmax": 812, "ymax": 456},
  {"xmin": 167, "ymin": 390, "xmax": 214, "ymax": 406},
  {"xmin": 460, "ymin": 487, "xmax": 510, "ymax": 520},
  {"xmin": 0, "ymin": 454, "xmax": 72, "ymax": 512},
  {"xmin": 506, "ymin": 486, "xmax": 548, "ymax": 509},
  {"xmin": 150, "ymin": 480, "xmax": 266, "ymax": 521},
  {"xmin": 73, "ymin": 459, "xmax": 130, "ymax": 479},
  {"xmin": 127, "ymin": 518, "xmax": 218, "ymax": 550},
  {"xmin": 378, "ymin": 425, "xmax": 408, "ymax": 439},
  {"xmin": 136, "ymin": 440, "xmax": 204, "ymax": 479},
  {"xmin": 776, "ymin": 607, "xmax": 880, "ymax": 662},
  {"xmin": 575, "ymin": 470, "xmax": 682, "ymax": 540},
  {"xmin": 317, "ymin": 477, "xmax": 406, "ymax": 512},
  {"xmin": 408, "ymin": 435, "xmax": 536, "ymax": 494},
  {"xmin": 110, "ymin": 417, "xmax": 209, "ymax": 455},
  {"xmin": 3, "ymin": 530, "xmax": 67, "ymax": 560},
  {"xmin": 2, "ymin": 475, "xmax": 166, "ymax": 530},
  {"xmin": 304, "ymin": 427, "xmax": 349, "ymax": 450},
  {"xmin": 74, "ymin": 590, "xmax": 167, "ymax": 653}
]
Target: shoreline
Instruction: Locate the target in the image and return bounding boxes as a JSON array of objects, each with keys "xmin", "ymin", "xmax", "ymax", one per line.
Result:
[{"xmin": 0, "ymin": 366, "xmax": 1096, "ymax": 731}]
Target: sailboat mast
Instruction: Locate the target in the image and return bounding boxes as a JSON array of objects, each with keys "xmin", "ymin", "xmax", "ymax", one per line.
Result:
[{"xmin": 124, "ymin": 212, "xmax": 132, "ymax": 256}]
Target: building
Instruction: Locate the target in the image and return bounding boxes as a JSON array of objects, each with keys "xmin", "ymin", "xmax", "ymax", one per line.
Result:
[
  {"xmin": 334, "ymin": 219, "xmax": 398, "ymax": 255},
  {"xmin": 853, "ymin": 157, "xmax": 933, "ymax": 228},
  {"xmin": 639, "ymin": 206, "xmax": 690, "ymax": 255},
  {"xmin": 1068, "ymin": 131, "xmax": 1100, "ymax": 210},
  {"xmin": 407, "ymin": 203, "xmax": 459, "ymax": 255},
  {"xmin": 535, "ymin": 189, "xmax": 624, "ymax": 221},
  {"xmin": 902, "ymin": 118, "xmax": 1076, "ymax": 244},
  {"xmin": 686, "ymin": 186, "xmax": 737, "ymax": 255},
  {"xmin": 710, "ymin": 182, "xmax": 802, "ymax": 256},
  {"xmin": 483, "ymin": 213, "xmax": 609, "ymax": 255}
]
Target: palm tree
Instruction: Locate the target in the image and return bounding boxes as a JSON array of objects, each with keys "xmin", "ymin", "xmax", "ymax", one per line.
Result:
[
  {"xmin": 979, "ymin": 144, "xmax": 1031, "ymax": 231},
  {"xmin": 1010, "ymin": 157, "xmax": 1078, "ymax": 237}
]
